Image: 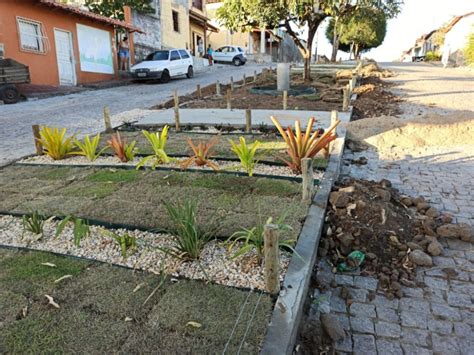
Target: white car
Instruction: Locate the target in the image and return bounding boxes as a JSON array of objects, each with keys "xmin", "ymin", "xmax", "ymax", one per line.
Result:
[
  {"xmin": 212, "ymin": 45, "xmax": 247, "ymax": 66},
  {"xmin": 130, "ymin": 49, "xmax": 194, "ymax": 83}
]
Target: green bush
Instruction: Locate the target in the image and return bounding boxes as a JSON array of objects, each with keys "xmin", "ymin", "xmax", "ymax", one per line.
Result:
[
  {"xmin": 425, "ymin": 51, "xmax": 441, "ymax": 61},
  {"xmin": 464, "ymin": 32, "xmax": 474, "ymax": 65}
]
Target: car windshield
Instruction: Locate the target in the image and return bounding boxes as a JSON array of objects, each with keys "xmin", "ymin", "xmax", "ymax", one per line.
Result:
[{"xmin": 144, "ymin": 51, "xmax": 169, "ymax": 61}]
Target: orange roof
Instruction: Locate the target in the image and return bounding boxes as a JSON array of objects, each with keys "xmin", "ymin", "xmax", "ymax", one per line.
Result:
[{"xmin": 37, "ymin": 0, "xmax": 144, "ymax": 33}]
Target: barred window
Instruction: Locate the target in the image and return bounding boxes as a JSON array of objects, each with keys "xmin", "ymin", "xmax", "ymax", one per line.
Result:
[{"xmin": 17, "ymin": 17, "xmax": 46, "ymax": 53}]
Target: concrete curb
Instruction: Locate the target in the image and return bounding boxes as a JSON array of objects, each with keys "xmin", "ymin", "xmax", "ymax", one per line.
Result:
[{"xmin": 260, "ymin": 107, "xmax": 350, "ymax": 354}]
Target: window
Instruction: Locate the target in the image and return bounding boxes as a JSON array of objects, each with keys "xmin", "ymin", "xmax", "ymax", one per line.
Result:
[
  {"xmin": 145, "ymin": 51, "xmax": 169, "ymax": 61},
  {"xmin": 17, "ymin": 17, "xmax": 46, "ymax": 53},
  {"xmin": 170, "ymin": 50, "xmax": 181, "ymax": 61},
  {"xmin": 172, "ymin": 11, "xmax": 179, "ymax": 32},
  {"xmin": 0, "ymin": 43, "xmax": 4, "ymax": 59},
  {"xmin": 179, "ymin": 50, "xmax": 190, "ymax": 59},
  {"xmin": 192, "ymin": 0, "xmax": 203, "ymax": 10}
]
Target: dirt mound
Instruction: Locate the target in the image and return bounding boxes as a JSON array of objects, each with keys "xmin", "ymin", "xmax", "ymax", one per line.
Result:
[
  {"xmin": 336, "ymin": 62, "xmax": 393, "ymax": 80},
  {"xmin": 319, "ymin": 179, "xmax": 473, "ymax": 298},
  {"xmin": 346, "ymin": 111, "xmax": 474, "ymax": 149}
]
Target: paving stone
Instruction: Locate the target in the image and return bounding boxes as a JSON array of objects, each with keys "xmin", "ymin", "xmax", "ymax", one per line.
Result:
[
  {"xmin": 376, "ymin": 306, "xmax": 399, "ymax": 323},
  {"xmin": 350, "ymin": 316, "xmax": 375, "ymax": 334},
  {"xmin": 432, "ymin": 256, "xmax": 456, "ymax": 267},
  {"xmin": 353, "ymin": 276, "xmax": 378, "ymax": 291},
  {"xmin": 400, "ymin": 298, "xmax": 430, "ymax": 313},
  {"xmin": 371, "ymin": 294, "xmax": 399, "ymax": 309},
  {"xmin": 375, "ymin": 321, "xmax": 401, "ymax": 338},
  {"xmin": 431, "ymin": 302, "xmax": 462, "ymax": 321},
  {"xmin": 349, "ymin": 303, "xmax": 376, "ymax": 318},
  {"xmin": 446, "ymin": 239, "xmax": 472, "ymax": 251},
  {"xmin": 353, "ymin": 334, "xmax": 376, "ymax": 355},
  {"xmin": 401, "ymin": 310, "xmax": 428, "ymax": 329},
  {"xmin": 453, "ymin": 322, "xmax": 472, "ymax": 337},
  {"xmin": 424, "ymin": 288, "xmax": 446, "ymax": 303},
  {"xmin": 401, "ymin": 328, "xmax": 430, "ymax": 347},
  {"xmin": 376, "ymin": 339, "xmax": 403, "ymax": 355},
  {"xmin": 450, "ymin": 280, "xmax": 474, "ymax": 295},
  {"xmin": 427, "ymin": 318, "xmax": 453, "ymax": 335},
  {"xmin": 401, "ymin": 343, "xmax": 433, "ymax": 355},
  {"xmin": 334, "ymin": 335, "xmax": 352, "ymax": 352},
  {"xmin": 330, "ymin": 295, "xmax": 347, "ymax": 313},
  {"xmin": 334, "ymin": 313, "xmax": 350, "ymax": 331},
  {"xmin": 335, "ymin": 274, "xmax": 354, "ymax": 287},
  {"xmin": 447, "ymin": 291, "xmax": 472, "ymax": 308},
  {"xmin": 461, "ymin": 311, "xmax": 474, "ymax": 326},
  {"xmin": 458, "ymin": 337, "xmax": 474, "ymax": 355},
  {"xmin": 424, "ymin": 276, "xmax": 449, "ymax": 290},
  {"xmin": 402, "ymin": 286, "xmax": 424, "ymax": 298},
  {"xmin": 431, "ymin": 333, "xmax": 460, "ymax": 353},
  {"xmin": 348, "ymin": 288, "xmax": 368, "ymax": 303}
]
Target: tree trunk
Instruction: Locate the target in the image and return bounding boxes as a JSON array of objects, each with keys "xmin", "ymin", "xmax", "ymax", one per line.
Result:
[
  {"xmin": 331, "ymin": 17, "xmax": 339, "ymax": 62},
  {"xmin": 304, "ymin": 26, "xmax": 316, "ymax": 81},
  {"xmin": 354, "ymin": 43, "xmax": 360, "ymax": 60}
]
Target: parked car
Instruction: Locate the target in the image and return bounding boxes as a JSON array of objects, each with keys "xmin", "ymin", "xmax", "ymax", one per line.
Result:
[
  {"xmin": 130, "ymin": 49, "xmax": 194, "ymax": 83},
  {"xmin": 212, "ymin": 45, "xmax": 247, "ymax": 66}
]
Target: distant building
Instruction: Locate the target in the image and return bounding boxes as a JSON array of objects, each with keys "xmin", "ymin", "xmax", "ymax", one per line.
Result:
[
  {"xmin": 443, "ymin": 12, "xmax": 474, "ymax": 66},
  {"xmin": 0, "ymin": 0, "xmax": 142, "ymax": 86}
]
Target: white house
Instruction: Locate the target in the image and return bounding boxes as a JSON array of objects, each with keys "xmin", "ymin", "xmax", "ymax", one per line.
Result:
[{"xmin": 443, "ymin": 12, "xmax": 474, "ymax": 66}]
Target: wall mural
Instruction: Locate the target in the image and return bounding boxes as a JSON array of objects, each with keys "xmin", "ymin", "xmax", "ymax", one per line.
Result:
[{"xmin": 76, "ymin": 24, "xmax": 114, "ymax": 74}]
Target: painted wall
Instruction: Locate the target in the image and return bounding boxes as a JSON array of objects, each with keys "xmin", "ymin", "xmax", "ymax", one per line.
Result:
[
  {"xmin": 132, "ymin": 0, "xmax": 162, "ymax": 61},
  {"xmin": 0, "ymin": 0, "xmax": 118, "ymax": 86},
  {"xmin": 161, "ymin": 0, "xmax": 189, "ymax": 49},
  {"xmin": 444, "ymin": 14, "xmax": 474, "ymax": 65}
]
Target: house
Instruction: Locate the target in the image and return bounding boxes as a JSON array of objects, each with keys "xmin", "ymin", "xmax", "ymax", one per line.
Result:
[
  {"xmin": 0, "ymin": 0, "xmax": 142, "ymax": 87},
  {"xmin": 443, "ymin": 12, "xmax": 474, "ymax": 66},
  {"xmin": 410, "ymin": 30, "xmax": 437, "ymax": 60}
]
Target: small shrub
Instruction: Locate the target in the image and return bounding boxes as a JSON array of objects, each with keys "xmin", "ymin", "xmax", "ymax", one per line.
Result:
[
  {"xmin": 73, "ymin": 133, "xmax": 108, "ymax": 161},
  {"xmin": 103, "ymin": 230, "xmax": 137, "ymax": 258},
  {"xmin": 38, "ymin": 126, "xmax": 74, "ymax": 160},
  {"xmin": 160, "ymin": 199, "xmax": 212, "ymax": 260},
  {"xmin": 425, "ymin": 51, "xmax": 441, "ymax": 61},
  {"xmin": 180, "ymin": 137, "xmax": 219, "ymax": 171},
  {"xmin": 271, "ymin": 116, "xmax": 340, "ymax": 174},
  {"xmin": 227, "ymin": 215, "xmax": 295, "ymax": 262},
  {"xmin": 55, "ymin": 215, "xmax": 90, "ymax": 247},
  {"xmin": 464, "ymin": 32, "xmax": 474, "ymax": 65},
  {"xmin": 229, "ymin": 137, "xmax": 261, "ymax": 176},
  {"xmin": 22, "ymin": 211, "xmax": 45, "ymax": 235},
  {"xmin": 107, "ymin": 132, "xmax": 137, "ymax": 162},
  {"xmin": 136, "ymin": 127, "xmax": 171, "ymax": 169}
]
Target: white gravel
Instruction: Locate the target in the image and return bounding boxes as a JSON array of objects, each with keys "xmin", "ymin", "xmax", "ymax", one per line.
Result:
[
  {"xmin": 0, "ymin": 215, "xmax": 290, "ymax": 290},
  {"xmin": 18, "ymin": 155, "xmax": 325, "ymax": 179}
]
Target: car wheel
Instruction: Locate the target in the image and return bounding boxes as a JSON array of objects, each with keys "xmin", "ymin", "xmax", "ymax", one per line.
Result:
[
  {"xmin": 0, "ymin": 85, "xmax": 20, "ymax": 104},
  {"xmin": 186, "ymin": 66, "xmax": 194, "ymax": 79},
  {"xmin": 161, "ymin": 70, "xmax": 170, "ymax": 83},
  {"xmin": 233, "ymin": 57, "xmax": 242, "ymax": 66}
]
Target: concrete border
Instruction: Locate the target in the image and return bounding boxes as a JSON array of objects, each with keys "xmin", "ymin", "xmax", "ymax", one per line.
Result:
[{"xmin": 260, "ymin": 107, "xmax": 350, "ymax": 354}]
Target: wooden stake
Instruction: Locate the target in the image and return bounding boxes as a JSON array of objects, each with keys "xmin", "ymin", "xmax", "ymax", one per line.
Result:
[
  {"xmin": 173, "ymin": 90, "xmax": 180, "ymax": 132},
  {"xmin": 342, "ymin": 85, "xmax": 349, "ymax": 111},
  {"xmin": 216, "ymin": 80, "xmax": 221, "ymax": 96},
  {"xmin": 196, "ymin": 84, "xmax": 201, "ymax": 99},
  {"xmin": 283, "ymin": 90, "xmax": 288, "ymax": 110},
  {"xmin": 264, "ymin": 224, "xmax": 280, "ymax": 295},
  {"xmin": 226, "ymin": 88, "xmax": 232, "ymax": 110},
  {"xmin": 253, "ymin": 70, "xmax": 257, "ymax": 82},
  {"xmin": 245, "ymin": 109, "xmax": 252, "ymax": 133},
  {"xmin": 301, "ymin": 157, "xmax": 314, "ymax": 202},
  {"xmin": 242, "ymin": 74, "xmax": 246, "ymax": 86},
  {"xmin": 103, "ymin": 106, "xmax": 112, "ymax": 132},
  {"xmin": 32, "ymin": 124, "xmax": 43, "ymax": 155},
  {"xmin": 330, "ymin": 110, "xmax": 339, "ymax": 126},
  {"xmin": 230, "ymin": 76, "xmax": 234, "ymax": 90}
]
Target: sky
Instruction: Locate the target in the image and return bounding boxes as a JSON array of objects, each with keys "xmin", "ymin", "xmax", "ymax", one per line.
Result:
[{"xmin": 314, "ymin": 0, "xmax": 474, "ymax": 61}]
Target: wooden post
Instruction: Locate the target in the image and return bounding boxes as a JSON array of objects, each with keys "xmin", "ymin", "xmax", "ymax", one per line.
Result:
[
  {"xmin": 103, "ymin": 106, "xmax": 112, "ymax": 132},
  {"xmin": 283, "ymin": 90, "xmax": 288, "ymax": 110},
  {"xmin": 342, "ymin": 85, "xmax": 349, "ymax": 111},
  {"xmin": 264, "ymin": 224, "xmax": 280, "ymax": 295},
  {"xmin": 254, "ymin": 70, "xmax": 257, "ymax": 82},
  {"xmin": 196, "ymin": 84, "xmax": 201, "ymax": 99},
  {"xmin": 330, "ymin": 110, "xmax": 339, "ymax": 126},
  {"xmin": 216, "ymin": 80, "xmax": 221, "ymax": 96},
  {"xmin": 242, "ymin": 73, "xmax": 246, "ymax": 86},
  {"xmin": 173, "ymin": 90, "xmax": 180, "ymax": 132},
  {"xmin": 226, "ymin": 88, "xmax": 232, "ymax": 110},
  {"xmin": 245, "ymin": 109, "xmax": 252, "ymax": 133},
  {"xmin": 324, "ymin": 110, "xmax": 339, "ymax": 158},
  {"xmin": 32, "ymin": 125, "xmax": 43, "ymax": 155},
  {"xmin": 301, "ymin": 157, "xmax": 314, "ymax": 202},
  {"xmin": 230, "ymin": 76, "xmax": 234, "ymax": 90}
]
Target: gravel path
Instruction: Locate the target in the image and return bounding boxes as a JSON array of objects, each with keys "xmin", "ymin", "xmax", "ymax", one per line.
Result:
[{"xmin": 0, "ymin": 63, "xmax": 267, "ymax": 166}]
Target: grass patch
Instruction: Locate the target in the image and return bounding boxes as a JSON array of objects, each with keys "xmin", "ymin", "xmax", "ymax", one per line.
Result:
[
  {"xmin": 58, "ymin": 182, "xmax": 117, "ymax": 199},
  {"xmin": 86, "ymin": 169, "xmax": 141, "ymax": 183},
  {"xmin": 36, "ymin": 167, "xmax": 73, "ymax": 180}
]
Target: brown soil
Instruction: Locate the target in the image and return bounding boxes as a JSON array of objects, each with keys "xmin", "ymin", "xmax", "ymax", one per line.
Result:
[
  {"xmin": 152, "ymin": 69, "xmax": 344, "ymax": 112},
  {"xmin": 346, "ymin": 110, "xmax": 474, "ymax": 149}
]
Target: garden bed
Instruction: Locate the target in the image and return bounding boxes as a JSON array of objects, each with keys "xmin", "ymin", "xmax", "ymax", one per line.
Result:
[{"xmin": 0, "ymin": 248, "xmax": 273, "ymax": 353}]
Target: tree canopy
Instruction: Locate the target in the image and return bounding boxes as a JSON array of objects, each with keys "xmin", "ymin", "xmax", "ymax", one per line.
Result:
[
  {"xmin": 85, "ymin": 0, "xmax": 154, "ymax": 21},
  {"xmin": 326, "ymin": 7, "xmax": 387, "ymax": 58}
]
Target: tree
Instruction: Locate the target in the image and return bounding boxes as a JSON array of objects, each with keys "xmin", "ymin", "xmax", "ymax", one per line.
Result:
[
  {"xmin": 217, "ymin": 0, "xmax": 402, "ymax": 80},
  {"xmin": 85, "ymin": 0, "xmax": 154, "ymax": 21},
  {"xmin": 326, "ymin": 8, "xmax": 387, "ymax": 59}
]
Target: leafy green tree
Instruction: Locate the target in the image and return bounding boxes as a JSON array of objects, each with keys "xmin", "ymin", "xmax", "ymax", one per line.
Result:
[
  {"xmin": 465, "ymin": 31, "xmax": 474, "ymax": 65},
  {"xmin": 85, "ymin": 0, "xmax": 154, "ymax": 21},
  {"xmin": 217, "ymin": 0, "xmax": 402, "ymax": 80},
  {"xmin": 326, "ymin": 8, "xmax": 387, "ymax": 59}
]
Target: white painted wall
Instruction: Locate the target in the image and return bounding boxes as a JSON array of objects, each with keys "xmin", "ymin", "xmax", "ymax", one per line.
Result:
[{"xmin": 444, "ymin": 14, "xmax": 474, "ymax": 53}]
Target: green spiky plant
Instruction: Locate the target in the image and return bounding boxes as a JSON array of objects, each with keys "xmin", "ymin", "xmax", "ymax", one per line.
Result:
[
  {"xmin": 103, "ymin": 230, "xmax": 137, "ymax": 258},
  {"xmin": 22, "ymin": 211, "xmax": 46, "ymax": 235},
  {"xmin": 229, "ymin": 137, "xmax": 261, "ymax": 176},
  {"xmin": 55, "ymin": 215, "xmax": 90, "ymax": 247},
  {"xmin": 227, "ymin": 215, "xmax": 296, "ymax": 263},
  {"xmin": 38, "ymin": 126, "xmax": 75, "ymax": 160},
  {"xmin": 136, "ymin": 126, "xmax": 171, "ymax": 169},
  {"xmin": 73, "ymin": 133, "xmax": 108, "ymax": 161}
]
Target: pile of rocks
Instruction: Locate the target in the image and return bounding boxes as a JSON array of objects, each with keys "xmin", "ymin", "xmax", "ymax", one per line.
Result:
[{"xmin": 319, "ymin": 178, "xmax": 473, "ymax": 298}]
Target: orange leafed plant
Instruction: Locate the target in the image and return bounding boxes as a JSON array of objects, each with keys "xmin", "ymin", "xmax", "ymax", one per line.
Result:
[
  {"xmin": 107, "ymin": 132, "xmax": 137, "ymax": 163},
  {"xmin": 270, "ymin": 116, "xmax": 340, "ymax": 174},
  {"xmin": 180, "ymin": 137, "xmax": 219, "ymax": 171}
]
